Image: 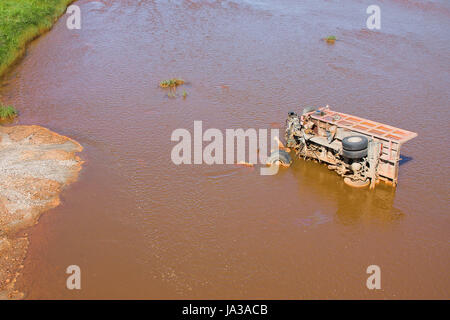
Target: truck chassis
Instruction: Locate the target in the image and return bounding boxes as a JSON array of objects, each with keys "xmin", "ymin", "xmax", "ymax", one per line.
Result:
[{"xmin": 284, "ymin": 106, "xmax": 417, "ymax": 188}]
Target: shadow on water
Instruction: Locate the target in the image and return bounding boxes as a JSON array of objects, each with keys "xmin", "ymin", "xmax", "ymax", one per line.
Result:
[
  {"xmin": 290, "ymin": 157, "xmax": 404, "ymax": 225},
  {"xmin": 399, "ymin": 155, "xmax": 413, "ymax": 166}
]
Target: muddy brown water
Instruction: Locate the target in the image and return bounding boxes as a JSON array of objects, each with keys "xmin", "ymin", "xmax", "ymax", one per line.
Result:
[{"xmin": 0, "ymin": 0, "xmax": 449, "ymax": 299}]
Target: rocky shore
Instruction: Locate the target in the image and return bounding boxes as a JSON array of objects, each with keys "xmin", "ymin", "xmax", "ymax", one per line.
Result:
[{"xmin": 0, "ymin": 125, "xmax": 83, "ymax": 299}]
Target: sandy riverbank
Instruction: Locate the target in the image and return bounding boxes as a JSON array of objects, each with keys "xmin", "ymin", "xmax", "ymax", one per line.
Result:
[
  {"xmin": 0, "ymin": 0, "xmax": 81, "ymax": 299},
  {"xmin": 0, "ymin": 125, "xmax": 82, "ymax": 299}
]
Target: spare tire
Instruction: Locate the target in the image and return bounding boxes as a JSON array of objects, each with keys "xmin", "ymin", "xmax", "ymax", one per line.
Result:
[
  {"xmin": 342, "ymin": 148, "xmax": 368, "ymax": 159},
  {"xmin": 267, "ymin": 150, "xmax": 292, "ymax": 165},
  {"xmin": 342, "ymin": 135, "xmax": 368, "ymax": 151}
]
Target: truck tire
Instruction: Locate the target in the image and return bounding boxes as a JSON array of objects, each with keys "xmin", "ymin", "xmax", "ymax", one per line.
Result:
[
  {"xmin": 344, "ymin": 177, "xmax": 370, "ymax": 188},
  {"xmin": 267, "ymin": 150, "xmax": 292, "ymax": 165},
  {"xmin": 342, "ymin": 148, "xmax": 368, "ymax": 159},
  {"xmin": 342, "ymin": 135, "xmax": 368, "ymax": 151}
]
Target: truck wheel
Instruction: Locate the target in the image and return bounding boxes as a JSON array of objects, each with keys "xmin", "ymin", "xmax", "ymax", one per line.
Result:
[
  {"xmin": 344, "ymin": 177, "xmax": 370, "ymax": 188},
  {"xmin": 342, "ymin": 135, "xmax": 368, "ymax": 151},
  {"xmin": 267, "ymin": 150, "xmax": 292, "ymax": 166},
  {"xmin": 342, "ymin": 148, "xmax": 368, "ymax": 159}
]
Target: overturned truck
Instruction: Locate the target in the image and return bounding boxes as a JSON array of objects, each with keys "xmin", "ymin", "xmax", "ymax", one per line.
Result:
[{"xmin": 281, "ymin": 106, "xmax": 417, "ymax": 188}]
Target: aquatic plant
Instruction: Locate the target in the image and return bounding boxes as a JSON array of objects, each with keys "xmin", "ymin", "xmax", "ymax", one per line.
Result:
[
  {"xmin": 160, "ymin": 78, "xmax": 186, "ymax": 98},
  {"xmin": 0, "ymin": 104, "xmax": 17, "ymax": 120},
  {"xmin": 325, "ymin": 35, "xmax": 337, "ymax": 44},
  {"xmin": 159, "ymin": 78, "xmax": 185, "ymax": 89}
]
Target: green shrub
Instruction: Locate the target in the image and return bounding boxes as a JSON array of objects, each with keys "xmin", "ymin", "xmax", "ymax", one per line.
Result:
[{"xmin": 0, "ymin": 104, "xmax": 17, "ymax": 120}]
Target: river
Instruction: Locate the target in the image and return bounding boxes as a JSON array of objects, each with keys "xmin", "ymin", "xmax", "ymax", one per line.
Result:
[{"xmin": 0, "ymin": 0, "xmax": 448, "ymax": 299}]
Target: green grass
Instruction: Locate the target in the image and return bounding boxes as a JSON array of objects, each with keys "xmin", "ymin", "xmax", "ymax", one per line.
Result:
[
  {"xmin": 0, "ymin": 0, "xmax": 75, "ymax": 77},
  {"xmin": 0, "ymin": 104, "xmax": 17, "ymax": 120}
]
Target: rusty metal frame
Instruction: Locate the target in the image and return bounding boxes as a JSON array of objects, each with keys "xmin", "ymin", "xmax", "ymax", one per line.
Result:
[
  {"xmin": 304, "ymin": 107, "xmax": 418, "ymax": 186},
  {"xmin": 308, "ymin": 107, "xmax": 418, "ymax": 144}
]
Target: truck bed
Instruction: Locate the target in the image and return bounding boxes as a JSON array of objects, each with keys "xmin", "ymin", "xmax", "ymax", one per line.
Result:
[
  {"xmin": 308, "ymin": 107, "xmax": 417, "ymax": 144},
  {"xmin": 305, "ymin": 107, "xmax": 418, "ymax": 185}
]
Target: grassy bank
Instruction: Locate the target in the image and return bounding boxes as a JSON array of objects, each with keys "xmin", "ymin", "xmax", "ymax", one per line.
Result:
[{"xmin": 0, "ymin": 0, "xmax": 75, "ymax": 77}]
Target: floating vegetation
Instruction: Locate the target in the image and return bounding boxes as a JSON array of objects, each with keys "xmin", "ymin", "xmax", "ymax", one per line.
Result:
[
  {"xmin": 0, "ymin": 104, "xmax": 17, "ymax": 120},
  {"xmin": 159, "ymin": 78, "xmax": 185, "ymax": 89},
  {"xmin": 324, "ymin": 35, "xmax": 337, "ymax": 44},
  {"xmin": 159, "ymin": 78, "xmax": 186, "ymax": 98}
]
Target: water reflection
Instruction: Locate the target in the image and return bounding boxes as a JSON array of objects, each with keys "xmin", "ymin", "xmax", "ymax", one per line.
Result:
[{"xmin": 291, "ymin": 158, "xmax": 404, "ymax": 225}]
